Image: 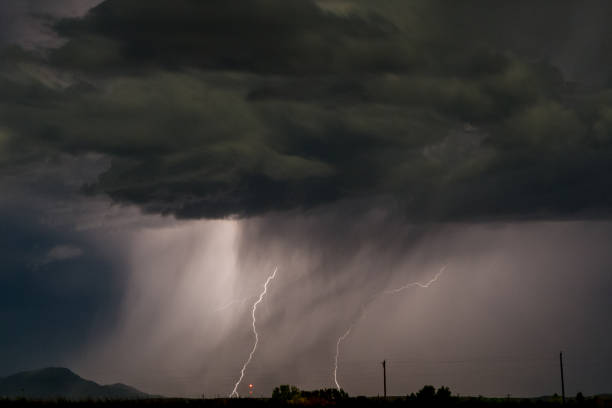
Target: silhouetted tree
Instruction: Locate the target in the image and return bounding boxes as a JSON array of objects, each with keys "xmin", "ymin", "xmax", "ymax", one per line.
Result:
[
  {"xmin": 271, "ymin": 384, "xmax": 300, "ymax": 401},
  {"xmin": 436, "ymin": 386, "xmax": 452, "ymax": 401},
  {"xmin": 417, "ymin": 385, "xmax": 436, "ymax": 402},
  {"xmin": 300, "ymin": 387, "xmax": 348, "ymax": 402}
]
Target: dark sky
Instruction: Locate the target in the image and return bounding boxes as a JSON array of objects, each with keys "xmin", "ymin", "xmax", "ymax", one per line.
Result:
[{"xmin": 1, "ymin": 0, "xmax": 612, "ymax": 398}]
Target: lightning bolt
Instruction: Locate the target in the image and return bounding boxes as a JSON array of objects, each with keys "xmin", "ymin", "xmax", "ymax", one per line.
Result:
[
  {"xmin": 333, "ymin": 327, "xmax": 352, "ymax": 391},
  {"xmin": 333, "ymin": 265, "xmax": 446, "ymax": 391},
  {"xmin": 383, "ymin": 264, "xmax": 446, "ymax": 294},
  {"xmin": 230, "ymin": 266, "xmax": 278, "ymax": 398}
]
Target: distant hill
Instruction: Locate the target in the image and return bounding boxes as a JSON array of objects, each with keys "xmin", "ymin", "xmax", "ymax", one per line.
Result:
[{"xmin": 0, "ymin": 367, "xmax": 153, "ymax": 400}]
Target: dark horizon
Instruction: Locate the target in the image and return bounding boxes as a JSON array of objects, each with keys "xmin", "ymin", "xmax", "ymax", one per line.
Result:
[{"xmin": 0, "ymin": 365, "xmax": 605, "ymax": 401}]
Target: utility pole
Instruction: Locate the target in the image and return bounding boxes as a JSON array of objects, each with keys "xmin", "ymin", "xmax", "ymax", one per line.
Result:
[
  {"xmin": 559, "ymin": 352, "xmax": 565, "ymax": 404},
  {"xmin": 382, "ymin": 360, "xmax": 387, "ymax": 399}
]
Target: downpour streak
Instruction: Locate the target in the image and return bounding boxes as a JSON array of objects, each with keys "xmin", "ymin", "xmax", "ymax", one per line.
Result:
[
  {"xmin": 230, "ymin": 267, "xmax": 278, "ymax": 398},
  {"xmin": 333, "ymin": 265, "xmax": 447, "ymax": 391},
  {"xmin": 214, "ymin": 295, "xmax": 257, "ymax": 313}
]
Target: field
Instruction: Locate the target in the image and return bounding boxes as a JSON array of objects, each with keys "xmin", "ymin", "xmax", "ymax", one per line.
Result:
[{"xmin": 1, "ymin": 394, "xmax": 611, "ymax": 408}]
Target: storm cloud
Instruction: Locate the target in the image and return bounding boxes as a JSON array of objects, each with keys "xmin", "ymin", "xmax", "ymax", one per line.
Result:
[
  {"xmin": 2, "ymin": 0, "xmax": 612, "ymax": 220},
  {"xmin": 0, "ymin": 0, "xmax": 103, "ymax": 49},
  {"xmin": 3, "ymin": 1, "xmax": 612, "ymax": 398}
]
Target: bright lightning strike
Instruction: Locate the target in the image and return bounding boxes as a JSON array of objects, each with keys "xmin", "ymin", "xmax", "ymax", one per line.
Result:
[
  {"xmin": 230, "ymin": 267, "xmax": 278, "ymax": 398},
  {"xmin": 333, "ymin": 327, "xmax": 352, "ymax": 391},
  {"xmin": 333, "ymin": 265, "xmax": 447, "ymax": 391},
  {"xmin": 383, "ymin": 264, "xmax": 446, "ymax": 294}
]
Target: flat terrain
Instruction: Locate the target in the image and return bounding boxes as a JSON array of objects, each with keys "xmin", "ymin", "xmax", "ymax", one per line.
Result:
[{"xmin": 1, "ymin": 396, "xmax": 611, "ymax": 408}]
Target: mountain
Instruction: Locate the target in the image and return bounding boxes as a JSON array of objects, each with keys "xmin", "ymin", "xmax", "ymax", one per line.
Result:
[{"xmin": 0, "ymin": 367, "xmax": 153, "ymax": 399}]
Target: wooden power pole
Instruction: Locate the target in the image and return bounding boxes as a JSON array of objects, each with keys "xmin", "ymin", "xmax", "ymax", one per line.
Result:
[
  {"xmin": 382, "ymin": 360, "xmax": 387, "ymax": 398},
  {"xmin": 559, "ymin": 352, "xmax": 565, "ymax": 404}
]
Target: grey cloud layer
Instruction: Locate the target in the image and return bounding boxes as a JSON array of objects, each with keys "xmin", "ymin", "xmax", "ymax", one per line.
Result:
[
  {"xmin": 3, "ymin": 0, "xmax": 612, "ymax": 220},
  {"xmin": 0, "ymin": 0, "xmax": 103, "ymax": 49}
]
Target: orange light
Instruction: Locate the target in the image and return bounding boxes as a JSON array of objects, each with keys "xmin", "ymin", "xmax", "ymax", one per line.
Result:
[{"xmin": 249, "ymin": 384, "xmax": 253, "ymax": 388}]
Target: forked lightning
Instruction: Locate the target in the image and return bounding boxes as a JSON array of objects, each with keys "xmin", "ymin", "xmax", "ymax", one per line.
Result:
[
  {"xmin": 230, "ymin": 267, "xmax": 278, "ymax": 397},
  {"xmin": 333, "ymin": 265, "xmax": 447, "ymax": 391},
  {"xmin": 333, "ymin": 327, "xmax": 352, "ymax": 391}
]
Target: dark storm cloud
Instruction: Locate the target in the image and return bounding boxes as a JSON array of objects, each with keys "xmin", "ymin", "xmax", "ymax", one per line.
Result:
[
  {"xmin": 3, "ymin": 0, "xmax": 612, "ymax": 220},
  {"xmin": 0, "ymin": 0, "xmax": 103, "ymax": 49},
  {"xmin": 0, "ymin": 203, "xmax": 122, "ymax": 376},
  {"xmin": 51, "ymin": 0, "xmax": 401, "ymax": 75},
  {"xmin": 0, "ymin": 153, "xmax": 173, "ymax": 377}
]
